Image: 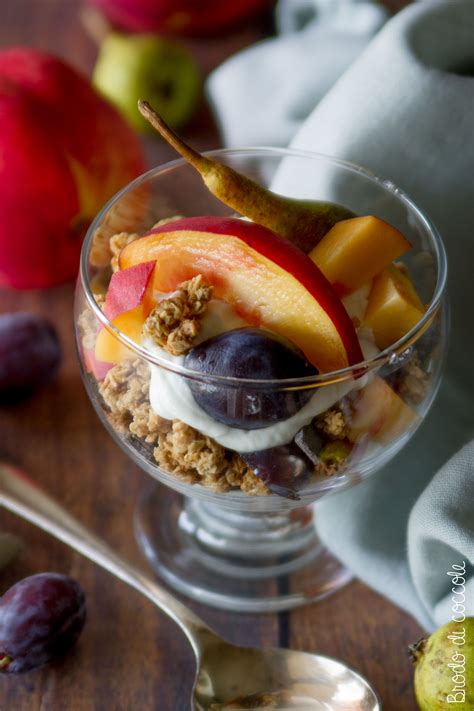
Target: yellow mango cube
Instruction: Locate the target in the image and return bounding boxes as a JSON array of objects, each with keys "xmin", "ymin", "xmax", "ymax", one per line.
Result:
[
  {"xmin": 309, "ymin": 215, "xmax": 411, "ymax": 295},
  {"xmin": 363, "ymin": 265, "xmax": 425, "ymax": 350}
]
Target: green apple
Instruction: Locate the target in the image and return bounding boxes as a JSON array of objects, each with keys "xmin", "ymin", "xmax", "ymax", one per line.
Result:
[{"xmin": 92, "ymin": 32, "xmax": 201, "ymax": 133}]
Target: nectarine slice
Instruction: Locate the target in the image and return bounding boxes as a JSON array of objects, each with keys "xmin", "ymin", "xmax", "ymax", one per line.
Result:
[
  {"xmin": 119, "ymin": 217, "xmax": 363, "ymax": 372},
  {"xmin": 95, "ymin": 261, "xmax": 156, "ymax": 365},
  {"xmin": 363, "ymin": 265, "xmax": 425, "ymax": 349},
  {"xmin": 95, "ymin": 306, "xmax": 143, "ymax": 364},
  {"xmin": 84, "ymin": 347, "xmax": 112, "ymax": 381},
  {"xmin": 348, "ymin": 376, "xmax": 419, "ymax": 444},
  {"xmin": 103, "ymin": 260, "xmax": 156, "ymax": 321},
  {"xmin": 309, "ymin": 215, "xmax": 411, "ymax": 296}
]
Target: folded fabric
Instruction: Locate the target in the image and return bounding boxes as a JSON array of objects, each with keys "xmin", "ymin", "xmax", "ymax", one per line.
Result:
[
  {"xmin": 208, "ymin": 0, "xmax": 474, "ymax": 630},
  {"xmin": 288, "ymin": 0, "xmax": 474, "ymax": 630},
  {"xmin": 206, "ymin": 0, "xmax": 387, "ymax": 147}
]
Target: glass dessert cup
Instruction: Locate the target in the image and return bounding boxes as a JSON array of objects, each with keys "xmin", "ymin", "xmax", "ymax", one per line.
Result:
[{"xmin": 74, "ymin": 149, "xmax": 447, "ymax": 612}]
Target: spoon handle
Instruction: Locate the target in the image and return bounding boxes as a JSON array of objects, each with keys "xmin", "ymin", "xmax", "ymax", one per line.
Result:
[{"xmin": 0, "ymin": 463, "xmax": 211, "ymax": 657}]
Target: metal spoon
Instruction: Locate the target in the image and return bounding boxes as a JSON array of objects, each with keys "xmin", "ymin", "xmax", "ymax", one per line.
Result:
[{"xmin": 0, "ymin": 464, "xmax": 380, "ymax": 710}]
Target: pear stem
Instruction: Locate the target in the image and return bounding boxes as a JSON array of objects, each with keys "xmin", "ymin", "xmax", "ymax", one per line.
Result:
[{"xmin": 138, "ymin": 100, "xmax": 211, "ymax": 174}]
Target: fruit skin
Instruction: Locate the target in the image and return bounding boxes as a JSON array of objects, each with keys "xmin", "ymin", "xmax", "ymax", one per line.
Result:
[
  {"xmin": 412, "ymin": 618, "xmax": 474, "ymax": 710},
  {"xmin": 93, "ymin": 33, "xmax": 200, "ymax": 133},
  {"xmin": 84, "ymin": 347, "xmax": 113, "ymax": 381},
  {"xmin": 103, "ymin": 260, "xmax": 156, "ymax": 321},
  {"xmin": 309, "ymin": 215, "xmax": 411, "ymax": 296},
  {"xmin": 86, "ymin": 0, "xmax": 272, "ymax": 36},
  {"xmin": 0, "ymin": 573, "xmax": 86, "ymax": 673},
  {"xmin": 347, "ymin": 376, "xmax": 419, "ymax": 444},
  {"xmin": 0, "ymin": 48, "xmax": 145, "ymax": 289},
  {"xmin": 138, "ymin": 102, "xmax": 354, "ymax": 254},
  {"xmin": 184, "ymin": 328, "xmax": 318, "ymax": 429},
  {"xmin": 120, "ymin": 216, "xmax": 363, "ymax": 372},
  {"xmin": 363, "ymin": 265, "xmax": 425, "ymax": 349},
  {"xmin": 0, "ymin": 312, "xmax": 61, "ymax": 402},
  {"xmin": 95, "ymin": 262, "xmax": 156, "ymax": 365}
]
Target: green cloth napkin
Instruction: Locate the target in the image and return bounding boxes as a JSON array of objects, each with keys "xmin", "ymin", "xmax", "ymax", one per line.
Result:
[{"xmin": 290, "ymin": 0, "xmax": 474, "ymax": 630}]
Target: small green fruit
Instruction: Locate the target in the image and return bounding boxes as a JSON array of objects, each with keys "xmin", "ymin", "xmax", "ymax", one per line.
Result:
[
  {"xmin": 411, "ymin": 617, "xmax": 474, "ymax": 710},
  {"xmin": 93, "ymin": 33, "xmax": 200, "ymax": 133}
]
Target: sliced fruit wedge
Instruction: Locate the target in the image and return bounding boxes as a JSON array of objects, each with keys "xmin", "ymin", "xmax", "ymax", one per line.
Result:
[
  {"xmin": 119, "ymin": 216, "xmax": 363, "ymax": 372},
  {"xmin": 362, "ymin": 265, "xmax": 425, "ymax": 350},
  {"xmin": 95, "ymin": 306, "xmax": 144, "ymax": 364},
  {"xmin": 347, "ymin": 376, "xmax": 419, "ymax": 444},
  {"xmin": 103, "ymin": 260, "xmax": 156, "ymax": 321},
  {"xmin": 95, "ymin": 261, "xmax": 155, "ymax": 364},
  {"xmin": 309, "ymin": 215, "xmax": 411, "ymax": 296}
]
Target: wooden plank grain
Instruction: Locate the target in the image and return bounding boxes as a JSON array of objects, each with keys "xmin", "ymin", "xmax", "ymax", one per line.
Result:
[
  {"xmin": 285, "ymin": 581, "xmax": 423, "ymax": 711},
  {"xmin": 0, "ymin": 287, "xmax": 195, "ymax": 711}
]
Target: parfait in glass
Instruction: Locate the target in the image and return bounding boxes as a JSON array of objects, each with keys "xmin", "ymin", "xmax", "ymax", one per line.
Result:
[{"xmin": 75, "ymin": 145, "xmax": 447, "ymax": 612}]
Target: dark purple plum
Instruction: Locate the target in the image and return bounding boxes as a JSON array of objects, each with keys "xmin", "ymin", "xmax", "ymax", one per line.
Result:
[
  {"xmin": 0, "ymin": 312, "xmax": 61, "ymax": 403},
  {"xmin": 184, "ymin": 328, "xmax": 318, "ymax": 429},
  {"xmin": 0, "ymin": 573, "xmax": 86, "ymax": 673},
  {"xmin": 241, "ymin": 443, "xmax": 314, "ymax": 499}
]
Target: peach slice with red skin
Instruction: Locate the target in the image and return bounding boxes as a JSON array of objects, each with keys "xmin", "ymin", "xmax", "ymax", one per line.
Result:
[
  {"xmin": 95, "ymin": 261, "xmax": 156, "ymax": 365},
  {"xmin": 309, "ymin": 215, "xmax": 411, "ymax": 296},
  {"xmin": 95, "ymin": 307, "xmax": 145, "ymax": 364},
  {"xmin": 119, "ymin": 216, "xmax": 363, "ymax": 372},
  {"xmin": 84, "ymin": 347, "xmax": 113, "ymax": 381},
  {"xmin": 103, "ymin": 260, "xmax": 156, "ymax": 320},
  {"xmin": 347, "ymin": 376, "xmax": 419, "ymax": 444}
]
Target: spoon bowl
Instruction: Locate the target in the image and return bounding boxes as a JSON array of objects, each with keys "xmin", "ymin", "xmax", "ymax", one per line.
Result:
[
  {"xmin": 194, "ymin": 641, "xmax": 379, "ymax": 709},
  {"xmin": 0, "ymin": 463, "xmax": 379, "ymax": 710}
]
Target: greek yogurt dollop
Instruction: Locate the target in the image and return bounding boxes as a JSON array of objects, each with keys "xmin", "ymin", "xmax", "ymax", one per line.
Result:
[{"xmin": 146, "ymin": 288, "xmax": 377, "ymax": 453}]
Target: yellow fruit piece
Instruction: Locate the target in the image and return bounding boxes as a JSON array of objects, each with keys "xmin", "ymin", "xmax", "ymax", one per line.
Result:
[
  {"xmin": 363, "ymin": 265, "xmax": 425, "ymax": 350},
  {"xmin": 348, "ymin": 376, "xmax": 419, "ymax": 444},
  {"xmin": 309, "ymin": 215, "xmax": 411, "ymax": 295},
  {"xmin": 95, "ymin": 306, "xmax": 143, "ymax": 364}
]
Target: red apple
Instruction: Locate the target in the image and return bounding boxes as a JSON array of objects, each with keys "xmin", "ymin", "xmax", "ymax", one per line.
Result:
[
  {"xmin": 0, "ymin": 48, "xmax": 145, "ymax": 289},
  {"xmin": 85, "ymin": 0, "xmax": 272, "ymax": 36},
  {"xmin": 120, "ymin": 216, "xmax": 363, "ymax": 372}
]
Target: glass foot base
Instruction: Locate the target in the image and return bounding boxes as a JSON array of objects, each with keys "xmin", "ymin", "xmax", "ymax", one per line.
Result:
[{"xmin": 134, "ymin": 483, "xmax": 353, "ymax": 613}]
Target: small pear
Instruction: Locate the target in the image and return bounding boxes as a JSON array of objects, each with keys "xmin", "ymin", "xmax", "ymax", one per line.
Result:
[
  {"xmin": 138, "ymin": 100, "xmax": 354, "ymax": 253},
  {"xmin": 411, "ymin": 618, "xmax": 474, "ymax": 710}
]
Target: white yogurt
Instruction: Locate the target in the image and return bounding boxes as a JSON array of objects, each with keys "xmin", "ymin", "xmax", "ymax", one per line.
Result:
[
  {"xmin": 146, "ymin": 300, "xmax": 377, "ymax": 452},
  {"xmin": 342, "ymin": 282, "xmax": 372, "ymax": 324}
]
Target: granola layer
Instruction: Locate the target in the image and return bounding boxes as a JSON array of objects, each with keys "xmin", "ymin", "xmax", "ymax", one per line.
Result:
[
  {"xmin": 99, "ymin": 358, "xmax": 269, "ymax": 495},
  {"xmin": 143, "ymin": 275, "xmax": 213, "ymax": 355}
]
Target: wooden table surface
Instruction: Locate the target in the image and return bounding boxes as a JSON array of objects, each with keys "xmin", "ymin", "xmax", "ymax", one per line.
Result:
[{"xmin": 0, "ymin": 1, "xmax": 421, "ymax": 709}]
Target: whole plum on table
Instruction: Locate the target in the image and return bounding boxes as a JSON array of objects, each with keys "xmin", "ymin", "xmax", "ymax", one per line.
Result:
[
  {"xmin": 0, "ymin": 312, "xmax": 61, "ymax": 403},
  {"xmin": 0, "ymin": 573, "xmax": 86, "ymax": 673},
  {"xmin": 184, "ymin": 328, "xmax": 318, "ymax": 429}
]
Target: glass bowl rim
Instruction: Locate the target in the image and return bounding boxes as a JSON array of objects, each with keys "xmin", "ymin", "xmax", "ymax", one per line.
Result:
[{"xmin": 79, "ymin": 146, "xmax": 447, "ymax": 388}]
